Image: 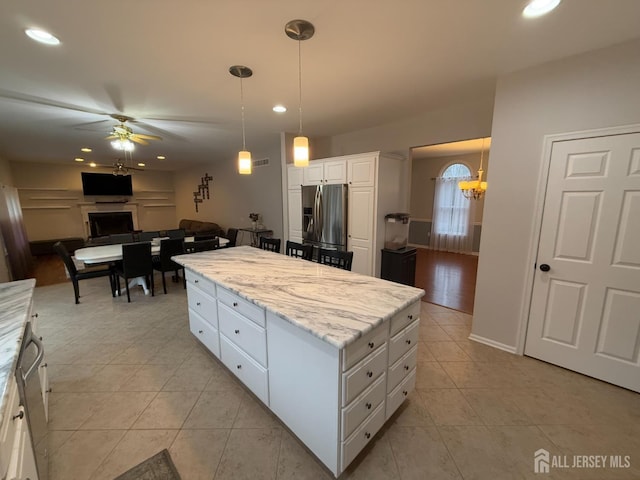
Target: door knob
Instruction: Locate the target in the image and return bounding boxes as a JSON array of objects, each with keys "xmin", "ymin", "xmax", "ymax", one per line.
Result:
[{"xmin": 539, "ymin": 264, "xmax": 551, "ymax": 272}]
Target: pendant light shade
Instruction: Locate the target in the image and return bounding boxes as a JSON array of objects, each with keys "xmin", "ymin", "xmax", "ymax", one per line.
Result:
[
  {"xmin": 285, "ymin": 19, "xmax": 314, "ymax": 167},
  {"xmin": 229, "ymin": 65, "xmax": 253, "ymax": 175},
  {"xmin": 293, "ymin": 136, "xmax": 309, "ymax": 167}
]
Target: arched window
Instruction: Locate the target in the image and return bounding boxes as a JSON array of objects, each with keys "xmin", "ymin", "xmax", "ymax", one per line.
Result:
[{"xmin": 431, "ymin": 163, "xmax": 474, "ymax": 252}]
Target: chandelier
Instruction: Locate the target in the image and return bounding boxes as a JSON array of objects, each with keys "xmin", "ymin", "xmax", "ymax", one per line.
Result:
[{"xmin": 459, "ymin": 138, "xmax": 488, "ymax": 200}]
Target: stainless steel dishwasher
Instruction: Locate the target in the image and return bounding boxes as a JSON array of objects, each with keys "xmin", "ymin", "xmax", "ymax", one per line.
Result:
[{"xmin": 15, "ymin": 322, "xmax": 48, "ymax": 480}]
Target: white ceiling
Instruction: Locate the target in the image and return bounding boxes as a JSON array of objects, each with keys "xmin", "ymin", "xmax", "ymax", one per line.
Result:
[{"xmin": 1, "ymin": 1, "xmax": 639, "ymax": 171}]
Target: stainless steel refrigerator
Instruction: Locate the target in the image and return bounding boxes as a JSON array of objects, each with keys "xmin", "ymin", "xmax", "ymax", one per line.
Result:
[{"xmin": 302, "ymin": 184, "xmax": 348, "ymax": 250}]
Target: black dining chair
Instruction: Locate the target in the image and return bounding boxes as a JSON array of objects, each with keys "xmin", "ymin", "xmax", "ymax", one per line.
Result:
[
  {"xmin": 318, "ymin": 248, "xmax": 354, "ymax": 271},
  {"xmin": 137, "ymin": 231, "xmax": 160, "ymax": 242},
  {"xmin": 259, "ymin": 236, "xmax": 281, "ymax": 253},
  {"xmin": 192, "ymin": 238, "xmax": 219, "ymax": 252},
  {"xmin": 224, "ymin": 228, "xmax": 238, "ymax": 247},
  {"xmin": 53, "ymin": 241, "xmax": 114, "ymax": 304},
  {"xmin": 113, "ymin": 242, "xmax": 154, "ymax": 302},
  {"xmin": 286, "ymin": 240, "xmax": 313, "ymax": 260},
  {"xmin": 165, "ymin": 228, "xmax": 186, "ymax": 240},
  {"xmin": 109, "ymin": 233, "xmax": 135, "ymax": 244},
  {"xmin": 152, "ymin": 238, "xmax": 186, "ymax": 294}
]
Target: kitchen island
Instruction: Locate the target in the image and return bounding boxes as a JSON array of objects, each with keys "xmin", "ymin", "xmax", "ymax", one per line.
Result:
[{"xmin": 174, "ymin": 246, "xmax": 424, "ymax": 476}]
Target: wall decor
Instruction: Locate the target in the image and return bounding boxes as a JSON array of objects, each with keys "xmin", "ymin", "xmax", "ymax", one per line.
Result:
[{"xmin": 193, "ymin": 173, "xmax": 213, "ymax": 212}]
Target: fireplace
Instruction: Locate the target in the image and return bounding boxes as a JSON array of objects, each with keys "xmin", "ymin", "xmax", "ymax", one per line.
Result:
[{"xmin": 88, "ymin": 212, "xmax": 134, "ymax": 237}]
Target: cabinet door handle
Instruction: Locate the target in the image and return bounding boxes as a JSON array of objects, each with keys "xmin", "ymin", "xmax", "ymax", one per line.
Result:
[
  {"xmin": 364, "ymin": 432, "xmax": 371, "ymax": 439},
  {"xmin": 47, "ymin": 388, "xmax": 52, "ymax": 393},
  {"xmin": 368, "ymin": 342, "xmax": 374, "ymax": 349},
  {"xmin": 365, "ymin": 402, "xmax": 372, "ymax": 410},
  {"xmin": 366, "ymin": 371, "xmax": 373, "ymax": 378},
  {"xmin": 234, "ymin": 329, "xmax": 240, "ymax": 334},
  {"xmin": 404, "ymin": 365, "xmax": 409, "ymax": 371},
  {"xmin": 408, "ymin": 314, "xmax": 413, "ymax": 320},
  {"xmin": 402, "ymin": 390, "xmax": 408, "ymax": 396},
  {"xmin": 196, "ymin": 302, "xmax": 201, "ymax": 306},
  {"xmin": 41, "ymin": 363, "xmax": 48, "ymax": 368},
  {"xmin": 13, "ymin": 411, "xmax": 24, "ymax": 421},
  {"xmin": 236, "ymin": 364, "xmax": 242, "ymax": 370},
  {"xmin": 406, "ymin": 339, "xmax": 411, "ymax": 345},
  {"xmin": 233, "ymin": 302, "xmax": 238, "ymax": 307},
  {"xmin": 31, "ymin": 313, "xmax": 39, "ymax": 318},
  {"xmin": 195, "ymin": 279, "xmax": 199, "ymax": 283},
  {"xmin": 198, "ymin": 330, "xmax": 203, "ymax": 334}
]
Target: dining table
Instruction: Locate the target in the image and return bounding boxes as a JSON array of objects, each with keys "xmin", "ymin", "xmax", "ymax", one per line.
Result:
[{"xmin": 74, "ymin": 236, "xmax": 229, "ymax": 295}]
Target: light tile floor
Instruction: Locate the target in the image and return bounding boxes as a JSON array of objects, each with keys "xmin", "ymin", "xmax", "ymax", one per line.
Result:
[{"xmin": 34, "ymin": 277, "xmax": 640, "ymax": 479}]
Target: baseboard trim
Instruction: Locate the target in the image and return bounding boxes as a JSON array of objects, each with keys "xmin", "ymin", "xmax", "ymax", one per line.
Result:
[{"xmin": 468, "ymin": 333, "xmax": 518, "ymax": 354}]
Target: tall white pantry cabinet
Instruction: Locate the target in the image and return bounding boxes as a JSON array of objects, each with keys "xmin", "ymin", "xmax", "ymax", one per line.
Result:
[{"xmin": 286, "ymin": 151, "xmax": 406, "ymax": 277}]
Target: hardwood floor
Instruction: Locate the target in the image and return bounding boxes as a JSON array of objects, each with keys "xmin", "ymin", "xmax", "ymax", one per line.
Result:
[{"xmin": 414, "ymin": 248, "xmax": 478, "ymax": 314}]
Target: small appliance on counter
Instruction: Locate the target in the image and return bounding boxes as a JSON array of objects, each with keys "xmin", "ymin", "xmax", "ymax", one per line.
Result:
[{"xmin": 384, "ymin": 213, "xmax": 410, "ymax": 250}]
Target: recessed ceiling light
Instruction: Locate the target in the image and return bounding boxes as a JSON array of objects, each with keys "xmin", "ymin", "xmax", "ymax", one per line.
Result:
[
  {"xmin": 74, "ymin": 158, "xmax": 84, "ymax": 162},
  {"xmin": 273, "ymin": 105, "xmax": 287, "ymax": 113},
  {"xmin": 80, "ymin": 147, "xmax": 92, "ymax": 153},
  {"xmin": 137, "ymin": 163, "xmax": 146, "ymax": 167},
  {"xmin": 25, "ymin": 28, "xmax": 60, "ymax": 45},
  {"xmin": 156, "ymin": 155, "xmax": 165, "ymax": 160},
  {"xmin": 523, "ymin": 0, "xmax": 561, "ymax": 18},
  {"xmin": 89, "ymin": 162, "xmax": 97, "ymax": 168}
]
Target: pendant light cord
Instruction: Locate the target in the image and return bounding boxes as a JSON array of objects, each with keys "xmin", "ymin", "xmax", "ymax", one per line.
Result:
[
  {"xmin": 298, "ymin": 39, "xmax": 303, "ymax": 136},
  {"xmin": 240, "ymin": 76, "xmax": 246, "ymax": 150}
]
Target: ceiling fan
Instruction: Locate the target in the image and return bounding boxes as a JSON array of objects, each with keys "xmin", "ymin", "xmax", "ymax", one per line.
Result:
[
  {"xmin": 106, "ymin": 114, "xmax": 162, "ymax": 151},
  {"xmin": 102, "ymin": 158, "xmax": 145, "ymax": 176}
]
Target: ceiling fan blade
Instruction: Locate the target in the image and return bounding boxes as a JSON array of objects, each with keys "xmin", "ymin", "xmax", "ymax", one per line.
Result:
[
  {"xmin": 131, "ymin": 133, "xmax": 162, "ymax": 141},
  {"xmin": 104, "ymin": 84, "xmax": 125, "ymax": 114},
  {"xmin": 129, "ymin": 137, "xmax": 149, "ymax": 145},
  {"xmin": 0, "ymin": 89, "xmax": 107, "ymax": 116},
  {"xmin": 105, "ymin": 134, "xmax": 118, "ymax": 140},
  {"xmin": 72, "ymin": 119, "xmax": 111, "ymax": 131},
  {"xmin": 128, "ymin": 120, "xmax": 185, "ymax": 141}
]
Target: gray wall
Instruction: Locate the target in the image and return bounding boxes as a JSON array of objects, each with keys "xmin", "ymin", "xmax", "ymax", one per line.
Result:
[{"xmin": 472, "ymin": 38, "xmax": 640, "ymax": 351}]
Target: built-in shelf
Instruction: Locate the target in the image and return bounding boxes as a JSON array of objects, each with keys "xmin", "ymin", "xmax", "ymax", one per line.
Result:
[
  {"xmin": 22, "ymin": 206, "xmax": 71, "ymax": 210},
  {"xmin": 137, "ymin": 190, "xmax": 174, "ymax": 193},
  {"xmin": 18, "ymin": 187, "xmax": 69, "ymax": 191},
  {"xmin": 136, "ymin": 196, "xmax": 169, "ymax": 200},
  {"xmin": 142, "ymin": 204, "xmax": 177, "ymax": 208},
  {"xmin": 29, "ymin": 196, "xmax": 79, "ymax": 200}
]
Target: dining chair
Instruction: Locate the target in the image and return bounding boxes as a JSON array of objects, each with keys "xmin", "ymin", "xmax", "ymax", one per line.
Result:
[
  {"xmin": 53, "ymin": 241, "xmax": 114, "ymax": 304},
  {"xmin": 285, "ymin": 240, "xmax": 313, "ymax": 260},
  {"xmin": 137, "ymin": 231, "xmax": 160, "ymax": 242},
  {"xmin": 192, "ymin": 238, "xmax": 219, "ymax": 252},
  {"xmin": 318, "ymin": 248, "xmax": 354, "ymax": 271},
  {"xmin": 259, "ymin": 236, "xmax": 281, "ymax": 253},
  {"xmin": 152, "ymin": 238, "xmax": 186, "ymax": 294},
  {"xmin": 224, "ymin": 228, "xmax": 238, "ymax": 247},
  {"xmin": 109, "ymin": 233, "xmax": 135, "ymax": 244},
  {"xmin": 113, "ymin": 242, "xmax": 154, "ymax": 302},
  {"xmin": 165, "ymin": 228, "xmax": 186, "ymax": 240}
]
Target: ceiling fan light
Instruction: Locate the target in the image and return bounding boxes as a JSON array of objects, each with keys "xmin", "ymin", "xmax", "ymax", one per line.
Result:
[
  {"xmin": 111, "ymin": 139, "xmax": 134, "ymax": 151},
  {"xmin": 523, "ymin": 0, "xmax": 561, "ymax": 18},
  {"xmin": 238, "ymin": 150, "xmax": 252, "ymax": 175},
  {"xmin": 293, "ymin": 136, "xmax": 309, "ymax": 167}
]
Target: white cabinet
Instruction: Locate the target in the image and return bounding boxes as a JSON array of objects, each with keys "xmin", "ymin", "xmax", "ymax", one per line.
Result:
[
  {"xmin": 347, "ymin": 156, "xmax": 376, "ymax": 187},
  {"xmin": 302, "ymin": 159, "xmax": 347, "ymax": 185},
  {"xmin": 287, "ymin": 189, "xmax": 302, "ymax": 243},
  {"xmin": 6, "ymin": 407, "xmax": 38, "ymax": 480},
  {"xmin": 287, "ymin": 164, "xmax": 304, "ymax": 189},
  {"xmin": 348, "ymin": 187, "xmax": 375, "ymax": 276}
]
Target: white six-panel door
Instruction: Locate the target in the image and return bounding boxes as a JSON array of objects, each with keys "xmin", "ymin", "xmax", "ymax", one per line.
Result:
[{"xmin": 525, "ymin": 132, "xmax": 640, "ymax": 392}]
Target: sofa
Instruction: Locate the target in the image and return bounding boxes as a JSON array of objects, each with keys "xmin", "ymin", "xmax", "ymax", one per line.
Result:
[{"xmin": 178, "ymin": 219, "xmax": 225, "ymax": 238}]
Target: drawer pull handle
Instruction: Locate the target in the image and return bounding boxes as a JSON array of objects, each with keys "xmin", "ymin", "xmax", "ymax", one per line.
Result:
[
  {"xmin": 366, "ymin": 371, "xmax": 373, "ymax": 378},
  {"xmin": 196, "ymin": 302, "xmax": 201, "ymax": 306},
  {"xmin": 237, "ymin": 364, "xmax": 242, "ymax": 370},
  {"xmin": 198, "ymin": 330, "xmax": 203, "ymax": 334},
  {"xmin": 402, "ymin": 390, "xmax": 408, "ymax": 396},
  {"xmin": 368, "ymin": 342, "xmax": 374, "ymax": 349},
  {"xmin": 47, "ymin": 388, "xmax": 52, "ymax": 393},
  {"xmin": 364, "ymin": 432, "xmax": 371, "ymax": 439},
  {"xmin": 40, "ymin": 336, "xmax": 43, "ymax": 341},
  {"xmin": 365, "ymin": 402, "xmax": 372, "ymax": 410},
  {"xmin": 41, "ymin": 363, "xmax": 48, "ymax": 368},
  {"xmin": 32, "ymin": 313, "xmax": 39, "ymax": 318},
  {"xmin": 408, "ymin": 314, "xmax": 413, "ymax": 320},
  {"xmin": 234, "ymin": 329, "xmax": 240, "ymax": 334},
  {"xmin": 195, "ymin": 279, "xmax": 199, "ymax": 283},
  {"xmin": 404, "ymin": 365, "xmax": 409, "ymax": 371},
  {"xmin": 405, "ymin": 339, "xmax": 411, "ymax": 345},
  {"xmin": 13, "ymin": 411, "xmax": 24, "ymax": 421},
  {"xmin": 233, "ymin": 302, "xmax": 238, "ymax": 307}
]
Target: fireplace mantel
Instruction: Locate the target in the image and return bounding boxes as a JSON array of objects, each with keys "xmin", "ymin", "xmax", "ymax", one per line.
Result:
[{"xmin": 80, "ymin": 204, "xmax": 139, "ymax": 238}]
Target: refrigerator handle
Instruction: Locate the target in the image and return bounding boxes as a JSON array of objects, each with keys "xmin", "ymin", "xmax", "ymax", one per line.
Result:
[{"xmin": 317, "ymin": 187, "xmax": 324, "ymax": 243}]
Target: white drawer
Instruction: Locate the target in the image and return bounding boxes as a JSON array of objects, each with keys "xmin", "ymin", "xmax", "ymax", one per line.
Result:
[
  {"xmin": 189, "ymin": 309, "xmax": 220, "ymax": 358},
  {"xmin": 341, "ymin": 374, "xmax": 386, "ymax": 440},
  {"xmin": 341, "ymin": 402, "xmax": 385, "ymax": 471},
  {"xmin": 0, "ymin": 379, "xmax": 19, "ymax": 479},
  {"xmin": 388, "ymin": 320, "xmax": 419, "ymax": 366},
  {"xmin": 342, "ymin": 323, "xmax": 388, "ymax": 371},
  {"xmin": 218, "ymin": 287, "xmax": 266, "ymax": 327},
  {"xmin": 187, "ymin": 285, "xmax": 218, "ymax": 327},
  {"xmin": 218, "ymin": 303, "xmax": 267, "ymax": 367},
  {"xmin": 186, "ymin": 269, "xmax": 217, "ymax": 295},
  {"xmin": 386, "ymin": 368, "xmax": 416, "ymax": 420},
  {"xmin": 387, "ymin": 345, "xmax": 418, "ymax": 393},
  {"xmin": 220, "ymin": 334, "xmax": 269, "ymax": 405},
  {"xmin": 342, "ymin": 344, "xmax": 387, "ymax": 406},
  {"xmin": 390, "ymin": 301, "xmax": 420, "ymax": 336}
]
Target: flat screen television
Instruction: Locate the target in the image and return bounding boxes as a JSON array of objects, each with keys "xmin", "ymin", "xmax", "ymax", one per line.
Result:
[{"xmin": 81, "ymin": 172, "xmax": 133, "ymax": 196}]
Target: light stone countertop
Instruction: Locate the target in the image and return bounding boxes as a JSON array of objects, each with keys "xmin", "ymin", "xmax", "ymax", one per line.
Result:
[
  {"xmin": 174, "ymin": 246, "xmax": 424, "ymax": 348},
  {"xmin": 0, "ymin": 279, "xmax": 36, "ymax": 423}
]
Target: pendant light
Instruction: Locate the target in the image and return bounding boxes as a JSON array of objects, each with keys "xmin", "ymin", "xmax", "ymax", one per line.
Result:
[
  {"xmin": 285, "ymin": 19, "xmax": 315, "ymax": 167},
  {"xmin": 229, "ymin": 65, "xmax": 253, "ymax": 175}
]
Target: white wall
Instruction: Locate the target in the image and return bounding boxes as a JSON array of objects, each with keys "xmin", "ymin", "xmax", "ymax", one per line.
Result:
[
  {"xmin": 0, "ymin": 156, "xmax": 13, "ymax": 186},
  {"xmin": 174, "ymin": 135, "xmax": 284, "ymax": 240},
  {"xmin": 472, "ymin": 38, "xmax": 640, "ymax": 351}
]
